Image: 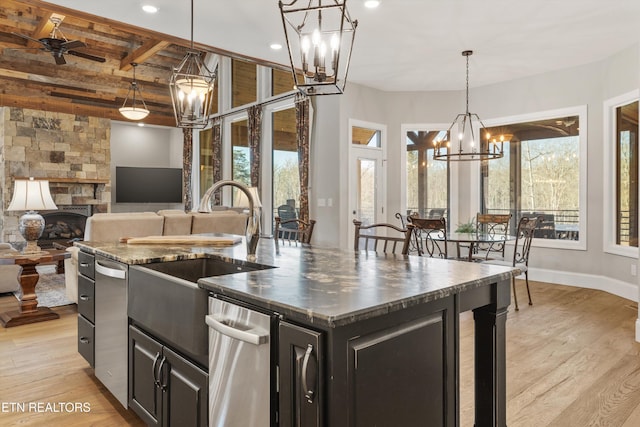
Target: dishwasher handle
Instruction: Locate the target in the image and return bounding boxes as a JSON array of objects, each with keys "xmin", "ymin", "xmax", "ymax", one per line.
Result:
[
  {"xmin": 95, "ymin": 261, "xmax": 127, "ymax": 280},
  {"xmin": 206, "ymin": 314, "xmax": 269, "ymax": 345}
]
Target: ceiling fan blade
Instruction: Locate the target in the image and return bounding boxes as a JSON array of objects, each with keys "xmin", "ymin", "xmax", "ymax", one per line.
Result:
[
  {"xmin": 67, "ymin": 50, "xmax": 106, "ymax": 63},
  {"xmin": 54, "ymin": 53, "xmax": 66, "ymax": 65},
  {"xmin": 62, "ymin": 40, "xmax": 86, "ymax": 50},
  {"xmin": 11, "ymin": 32, "xmax": 43, "ymax": 45}
]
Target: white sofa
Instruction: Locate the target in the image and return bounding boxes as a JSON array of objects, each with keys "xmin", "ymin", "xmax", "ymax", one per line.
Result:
[
  {"xmin": 64, "ymin": 209, "xmax": 249, "ymax": 303},
  {"xmin": 0, "ymin": 243, "xmax": 20, "ymax": 294}
]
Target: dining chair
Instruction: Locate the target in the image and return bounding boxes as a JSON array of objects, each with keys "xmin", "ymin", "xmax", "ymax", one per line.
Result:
[
  {"xmin": 473, "ymin": 213, "xmax": 512, "ymax": 260},
  {"xmin": 277, "ymin": 204, "xmax": 298, "ymax": 228},
  {"xmin": 407, "ymin": 217, "xmax": 448, "ymax": 258},
  {"xmin": 483, "ymin": 216, "xmax": 540, "ymax": 310},
  {"xmin": 353, "ymin": 219, "xmax": 412, "ymax": 254},
  {"xmin": 275, "ymin": 216, "xmax": 316, "ymax": 245}
]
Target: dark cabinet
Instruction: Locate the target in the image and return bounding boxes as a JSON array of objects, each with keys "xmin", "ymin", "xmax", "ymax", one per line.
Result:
[
  {"xmin": 346, "ymin": 311, "xmax": 450, "ymax": 427},
  {"xmin": 277, "ymin": 295, "xmax": 454, "ymax": 426},
  {"xmin": 76, "ymin": 251, "xmax": 95, "ymax": 367},
  {"xmin": 279, "ymin": 321, "xmax": 323, "ymax": 427},
  {"xmin": 129, "ymin": 325, "xmax": 208, "ymax": 427}
]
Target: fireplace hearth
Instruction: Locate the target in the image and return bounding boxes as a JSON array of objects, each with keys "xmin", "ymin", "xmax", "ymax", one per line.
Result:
[{"xmin": 40, "ymin": 210, "xmax": 89, "ymax": 249}]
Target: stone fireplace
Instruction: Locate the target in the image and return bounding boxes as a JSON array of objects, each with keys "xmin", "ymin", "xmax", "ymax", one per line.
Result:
[{"xmin": 0, "ymin": 107, "xmax": 112, "ymax": 245}]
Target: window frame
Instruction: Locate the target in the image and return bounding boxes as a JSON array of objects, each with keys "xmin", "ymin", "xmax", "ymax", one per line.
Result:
[
  {"xmin": 400, "ymin": 123, "xmax": 456, "ymax": 229},
  {"xmin": 479, "ymin": 105, "xmax": 588, "ymax": 251},
  {"xmin": 603, "ymin": 90, "xmax": 640, "ymax": 258}
]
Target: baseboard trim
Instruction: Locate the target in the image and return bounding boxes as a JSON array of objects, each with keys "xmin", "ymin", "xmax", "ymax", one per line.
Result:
[
  {"xmin": 528, "ymin": 267, "xmax": 638, "ymax": 302},
  {"xmin": 528, "ymin": 267, "xmax": 640, "ymax": 343}
]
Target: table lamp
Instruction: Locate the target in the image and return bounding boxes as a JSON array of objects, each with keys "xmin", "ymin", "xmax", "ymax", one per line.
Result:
[
  {"xmin": 233, "ymin": 186, "xmax": 262, "ymax": 211},
  {"xmin": 7, "ymin": 177, "xmax": 58, "ymax": 254}
]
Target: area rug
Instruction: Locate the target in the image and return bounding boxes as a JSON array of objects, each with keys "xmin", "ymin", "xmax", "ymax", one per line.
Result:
[{"xmin": 12, "ymin": 265, "xmax": 74, "ymax": 307}]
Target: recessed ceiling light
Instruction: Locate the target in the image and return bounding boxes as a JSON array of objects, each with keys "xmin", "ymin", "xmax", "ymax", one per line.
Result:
[
  {"xmin": 270, "ymin": 43, "xmax": 283, "ymax": 50},
  {"xmin": 364, "ymin": 0, "xmax": 381, "ymax": 8},
  {"xmin": 142, "ymin": 4, "xmax": 158, "ymax": 14},
  {"xmin": 137, "ymin": 122, "xmax": 145, "ymax": 127}
]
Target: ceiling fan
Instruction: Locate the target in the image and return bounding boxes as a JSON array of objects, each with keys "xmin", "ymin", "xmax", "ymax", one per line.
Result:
[{"xmin": 12, "ymin": 17, "xmax": 106, "ymax": 65}]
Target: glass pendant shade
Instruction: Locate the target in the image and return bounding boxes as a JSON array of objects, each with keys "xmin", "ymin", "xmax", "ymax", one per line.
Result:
[
  {"xmin": 279, "ymin": 0, "xmax": 358, "ymax": 96},
  {"xmin": 433, "ymin": 51, "xmax": 504, "ymax": 161},
  {"xmin": 119, "ymin": 63, "xmax": 149, "ymax": 121}
]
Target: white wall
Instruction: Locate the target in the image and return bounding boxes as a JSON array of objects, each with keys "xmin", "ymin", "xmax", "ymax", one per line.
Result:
[{"xmin": 110, "ymin": 121, "xmax": 183, "ymax": 213}]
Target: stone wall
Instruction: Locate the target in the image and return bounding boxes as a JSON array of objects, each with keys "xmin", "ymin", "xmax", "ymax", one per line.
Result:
[{"xmin": 1, "ymin": 107, "xmax": 111, "ymax": 244}]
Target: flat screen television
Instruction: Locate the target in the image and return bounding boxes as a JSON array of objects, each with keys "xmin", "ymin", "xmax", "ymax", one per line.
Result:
[{"xmin": 116, "ymin": 166, "xmax": 183, "ymax": 203}]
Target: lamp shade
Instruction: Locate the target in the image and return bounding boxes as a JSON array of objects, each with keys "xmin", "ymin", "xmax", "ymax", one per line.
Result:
[
  {"xmin": 7, "ymin": 178, "xmax": 58, "ymax": 211},
  {"xmin": 233, "ymin": 187, "xmax": 262, "ymax": 209},
  {"xmin": 119, "ymin": 106, "xmax": 150, "ymax": 121}
]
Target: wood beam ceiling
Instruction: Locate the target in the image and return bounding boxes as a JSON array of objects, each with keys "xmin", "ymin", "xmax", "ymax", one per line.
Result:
[{"xmin": 0, "ymin": 0, "xmax": 291, "ymax": 128}]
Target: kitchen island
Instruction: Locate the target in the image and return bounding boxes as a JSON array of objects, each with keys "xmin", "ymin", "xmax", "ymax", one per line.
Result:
[{"xmin": 75, "ymin": 237, "xmax": 517, "ymax": 427}]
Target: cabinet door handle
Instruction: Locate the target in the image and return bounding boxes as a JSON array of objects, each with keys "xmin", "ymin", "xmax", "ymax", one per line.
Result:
[
  {"xmin": 79, "ymin": 337, "xmax": 90, "ymax": 344},
  {"xmin": 157, "ymin": 356, "xmax": 168, "ymax": 391},
  {"xmin": 80, "ymin": 263, "xmax": 90, "ymax": 268},
  {"xmin": 301, "ymin": 344, "xmax": 316, "ymax": 404},
  {"xmin": 79, "ymin": 295, "xmax": 90, "ymax": 301},
  {"xmin": 152, "ymin": 352, "xmax": 162, "ymax": 387}
]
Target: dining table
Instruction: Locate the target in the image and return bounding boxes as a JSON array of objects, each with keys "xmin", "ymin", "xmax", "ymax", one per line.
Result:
[{"xmin": 433, "ymin": 232, "xmax": 516, "ymax": 262}]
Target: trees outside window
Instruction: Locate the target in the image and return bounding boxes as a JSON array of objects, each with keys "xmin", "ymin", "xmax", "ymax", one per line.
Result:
[
  {"xmin": 616, "ymin": 100, "xmax": 639, "ymax": 247},
  {"xmin": 272, "ymin": 107, "xmax": 299, "ymax": 220},
  {"xmin": 481, "ymin": 114, "xmax": 582, "ymax": 241},
  {"xmin": 405, "ymin": 130, "xmax": 448, "ymax": 219}
]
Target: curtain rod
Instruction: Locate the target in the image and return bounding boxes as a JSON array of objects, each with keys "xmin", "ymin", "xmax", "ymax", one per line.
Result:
[{"xmin": 208, "ymin": 91, "xmax": 301, "ymax": 123}]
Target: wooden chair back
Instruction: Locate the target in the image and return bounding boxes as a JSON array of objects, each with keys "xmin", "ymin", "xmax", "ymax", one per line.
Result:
[
  {"xmin": 275, "ymin": 216, "xmax": 316, "ymax": 245},
  {"xmin": 353, "ymin": 220, "xmax": 412, "ymax": 254},
  {"xmin": 407, "ymin": 217, "xmax": 448, "ymax": 258}
]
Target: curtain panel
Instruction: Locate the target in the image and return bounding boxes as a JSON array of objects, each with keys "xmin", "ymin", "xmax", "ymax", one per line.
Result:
[
  {"xmin": 211, "ymin": 118, "xmax": 223, "ymax": 205},
  {"xmin": 296, "ymin": 94, "xmax": 311, "ymax": 224},
  {"xmin": 182, "ymin": 128, "xmax": 193, "ymax": 212},
  {"xmin": 247, "ymin": 105, "xmax": 263, "ymax": 189}
]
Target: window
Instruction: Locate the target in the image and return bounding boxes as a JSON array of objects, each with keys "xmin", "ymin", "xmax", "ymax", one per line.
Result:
[
  {"xmin": 480, "ymin": 108, "xmax": 586, "ymax": 247},
  {"xmin": 231, "ymin": 118, "xmax": 250, "ymax": 202},
  {"xmin": 405, "ymin": 130, "xmax": 449, "ymax": 219},
  {"xmin": 272, "ymin": 68, "xmax": 295, "ymax": 96},
  {"xmin": 604, "ymin": 92, "xmax": 639, "ymax": 256},
  {"xmin": 232, "ymin": 59, "xmax": 256, "ymax": 108},
  {"xmin": 353, "ymin": 126, "xmax": 381, "ymax": 147},
  {"xmin": 272, "ymin": 107, "xmax": 299, "ymax": 225},
  {"xmin": 615, "ymin": 100, "xmax": 638, "ymax": 247}
]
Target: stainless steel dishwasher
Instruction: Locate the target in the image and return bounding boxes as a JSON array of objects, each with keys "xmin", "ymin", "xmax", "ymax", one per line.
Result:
[
  {"xmin": 94, "ymin": 255, "xmax": 128, "ymax": 408},
  {"xmin": 206, "ymin": 297, "xmax": 274, "ymax": 427}
]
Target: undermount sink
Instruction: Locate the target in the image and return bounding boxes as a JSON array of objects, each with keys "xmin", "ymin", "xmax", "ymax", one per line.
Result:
[
  {"xmin": 128, "ymin": 256, "xmax": 274, "ymax": 367},
  {"xmin": 141, "ymin": 256, "xmax": 274, "ymax": 283}
]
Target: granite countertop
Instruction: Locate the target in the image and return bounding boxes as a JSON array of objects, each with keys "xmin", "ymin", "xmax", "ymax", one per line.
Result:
[{"xmin": 75, "ymin": 237, "xmax": 518, "ymax": 328}]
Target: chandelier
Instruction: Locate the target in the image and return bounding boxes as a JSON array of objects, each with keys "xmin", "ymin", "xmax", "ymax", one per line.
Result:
[
  {"xmin": 279, "ymin": 0, "xmax": 358, "ymax": 96},
  {"xmin": 119, "ymin": 63, "xmax": 149, "ymax": 121},
  {"xmin": 169, "ymin": 0, "xmax": 216, "ymax": 128},
  {"xmin": 433, "ymin": 51, "xmax": 504, "ymax": 161}
]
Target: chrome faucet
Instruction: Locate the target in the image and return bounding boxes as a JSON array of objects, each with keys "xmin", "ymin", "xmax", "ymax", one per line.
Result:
[{"xmin": 198, "ymin": 180, "xmax": 261, "ymax": 261}]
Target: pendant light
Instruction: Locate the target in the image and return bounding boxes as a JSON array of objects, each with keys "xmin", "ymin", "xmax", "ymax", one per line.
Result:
[
  {"xmin": 279, "ymin": 0, "xmax": 358, "ymax": 96},
  {"xmin": 119, "ymin": 63, "xmax": 149, "ymax": 121},
  {"xmin": 433, "ymin": 51, "xmax": 504, "ymax": 161},
  {"xmin": 169, "ymin": 0, "xmax": 216, "ymax": 128}
]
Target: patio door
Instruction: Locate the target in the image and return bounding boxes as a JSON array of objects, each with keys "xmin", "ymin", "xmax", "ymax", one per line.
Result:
[{"xmin": 348, "ymin": 120, "xmax": 386, "ymax": 249}]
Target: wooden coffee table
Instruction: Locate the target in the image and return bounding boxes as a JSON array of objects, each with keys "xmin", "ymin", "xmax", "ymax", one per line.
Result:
[{"xmin": 0, "ymin": 249, "xmax": 70, "ymax": 328}]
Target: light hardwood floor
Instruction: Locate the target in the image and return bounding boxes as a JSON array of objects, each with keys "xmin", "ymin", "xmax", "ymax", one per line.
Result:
[{"xmin": 1, "ymin": 279, "xmax": 639, "ymax": 426}]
